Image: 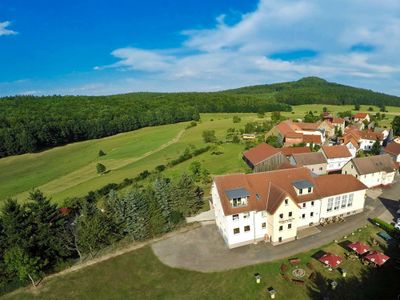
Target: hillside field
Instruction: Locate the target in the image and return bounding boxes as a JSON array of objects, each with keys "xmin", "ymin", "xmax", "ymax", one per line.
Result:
[{"xmin": 0, "ymin": 104, "xmax": 397, "ymax": 204}]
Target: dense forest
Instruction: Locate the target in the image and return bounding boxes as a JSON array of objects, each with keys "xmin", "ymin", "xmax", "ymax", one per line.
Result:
[
  {"xmin": 1, "ymin": 76, "xmax": 400, "ymax": 158},
  {"xmin": 0, "ymin": 93, "xmax": 289, "ymax": 158},
  {"xmin": 228, "ymin": 77, "xmax": 400, "ymax": 106}
]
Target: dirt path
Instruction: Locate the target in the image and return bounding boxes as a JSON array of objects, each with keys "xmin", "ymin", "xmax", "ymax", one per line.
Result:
[{"xmin": 14, "ymin": 129, "xmax": 186, "ymax": 200}]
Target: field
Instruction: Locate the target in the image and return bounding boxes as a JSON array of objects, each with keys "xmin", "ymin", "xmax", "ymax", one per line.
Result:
[
  {"xmin": 0, "ymin": 104, "xmax": 397, "ymax": 204},
  {"xmin": 4, "ymin": 224, "xmax": 398, "ymax": 300}
]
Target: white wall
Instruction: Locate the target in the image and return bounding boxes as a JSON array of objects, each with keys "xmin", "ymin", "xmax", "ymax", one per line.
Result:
[
  {"xmin": 270, "ymin": 197, "xmax": 299, "ymax": 244},
  {"xmin": 298, "ymin": 200, "xmax": 321, "ymax": 227},
  {"xmin": 345, "ymin": 143, "xmax": 357, "ymax": 158},
  {"xmin": 325, "ymin": 156, "xmax": 352, "ymax": 172},
  {"xmin": 359, "ymin": 139, "xmax": 383, "ymax": 151},
  {"xmin": 319, "ymin": 190, "xmax": 366, "ymax": 220},
  {"xmin": 342, "ymin": 162, "xmax": 396, "ymax": 188}
]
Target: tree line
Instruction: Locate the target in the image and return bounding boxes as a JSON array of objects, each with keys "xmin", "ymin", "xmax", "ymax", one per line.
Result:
[
  {"xmin": 0, "ymin": 174, "xmax": 204, "ymax": 292},
  {"xmin": 0, "ymin": 93, "xmax": 290, "ymax": 158}
]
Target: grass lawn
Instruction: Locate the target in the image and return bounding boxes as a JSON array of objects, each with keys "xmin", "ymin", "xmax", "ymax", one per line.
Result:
[
  {"xmin": 0, "ymin": 106, "xmax": 397, "ymax": 204},
  {"xmin": 4, "ymin": 224, "xmax": 398, "ymax": 300}
]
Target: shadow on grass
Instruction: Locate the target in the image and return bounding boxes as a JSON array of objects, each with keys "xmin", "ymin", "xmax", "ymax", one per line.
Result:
[{"xmin": 378, "ymin": 196, "xmax": 398, "ymax": 221}]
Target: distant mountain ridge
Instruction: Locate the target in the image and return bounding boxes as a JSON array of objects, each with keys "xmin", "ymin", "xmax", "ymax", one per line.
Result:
[{"xmin": 224, "ymin": 76, "xmax": 400, "ymax": 106}]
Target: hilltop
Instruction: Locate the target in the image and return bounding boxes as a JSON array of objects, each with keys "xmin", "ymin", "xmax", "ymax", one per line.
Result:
[{"xmin": 225, "ymin": 77, "xmax": 400, "ymax": 106}]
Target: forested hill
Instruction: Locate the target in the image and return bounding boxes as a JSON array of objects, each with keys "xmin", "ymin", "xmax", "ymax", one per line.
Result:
[
  {"xmin": 1, "ymin": 76, "xmax": 399, "ymax": 158},
  {"xmin": 225, "ymin": 77, "xmax": 400, "ymax": 106}
]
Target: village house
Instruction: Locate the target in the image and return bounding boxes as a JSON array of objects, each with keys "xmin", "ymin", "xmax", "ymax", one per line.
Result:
[
  {"xmin": 383, "ymin": 138, "xmax": 400, "ymax": 164},
  {"xmin": 343, "ymin": 128, "xmax": 383, "ymax": 152},
  {"xmin": 211, "ymin": 167, "xmax": 367, "ymax": 248},
  {"xmin": 318, "ymin": 120, "xmax": 335, "ymax": 138},
  {"xmin": 320, "ymin": 145, "xmax": 352, "ymax": 173},
  {"xmin": 289, "ymin": 152, "xmax": 328, "ymax": 175},
  {"xmin": 343, "ymin": 138, "xmax": 359, "ymax": 158},
  {"xmin": 353, "ymin": 112, "xmax": 370, "ymax": 123},
  {"xmin": 342, "ymin": 154, "xmax": 397, "ymax": 188},
  {"xmin": 242, "ymin": 144, "xmax": 311, "ymax": 172},
  {"xmin": 331, "ymin": 117, "xmax": 345, "ymax": 134},
  {"xmin": 242, "ymin": 143, "xmax": 288, "ymax": 173},
  {"xmin": 267, "ymin": 120, "xmax": 325, "ymax": 147}
]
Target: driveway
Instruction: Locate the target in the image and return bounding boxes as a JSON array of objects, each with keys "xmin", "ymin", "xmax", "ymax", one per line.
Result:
[{"xmin": 152, "ymin": 188, "xmax": 392, "ymax": 272}]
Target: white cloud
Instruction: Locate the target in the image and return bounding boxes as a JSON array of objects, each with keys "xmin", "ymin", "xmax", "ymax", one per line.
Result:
[
  {"xmin": 0, "ymin": 21, "xmax": 18, "ymax": 36},
  {"xmin": 93, "ymin": 0, "xmax": 400, "ymax": 95}
]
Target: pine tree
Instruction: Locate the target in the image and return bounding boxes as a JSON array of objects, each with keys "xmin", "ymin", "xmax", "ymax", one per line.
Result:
[
  {"xmin": 153, "ymin": 177, "xmax": 173, "ymax": 231},
  {"xmin": 147, "ymin": 188, "xmax": 166, "ymax": 236},
  {"xmin": 123, "ymin": 189, "xmax": 149, "ymax": 240},
  {"xmin": 96, "ymin": 163, "xmax": 106, "ymax": 174},
  {"xmin": 175, "ymin": 173, "xmax": 204, "ymax": 216}
]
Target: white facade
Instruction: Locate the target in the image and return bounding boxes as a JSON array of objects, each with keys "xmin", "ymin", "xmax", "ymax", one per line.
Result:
[
  {"xmin": 324, "ymin": 156, "xmax": 352, "ymax": 172},
  {"xmin": 342, "ymin": 162, "xmax": 395, "ymax": 188},
  {"xmin": 359, "ymin": 139, "xmax": 383, "ymax": 151},
  {"xmin": 345, "ymin": 142, "xmax": 358, "ymax": 158},
  {"xmin": 212, "ymin": 180, "xmax": 367, "ymax": 248},
  {"xmin": 319, "ymin": 190, "xmax": 366, "ymax": 220}
]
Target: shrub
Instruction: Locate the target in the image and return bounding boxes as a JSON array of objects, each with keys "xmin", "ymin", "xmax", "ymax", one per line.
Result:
[
  {"xmin": 233, "ymin": 115, "xmax": 241, "ymax": 123},
  {"xmin": 98, "ymin": 149, "xmax": 106, "ymax": 157},
  {"xmin": 371, "ymin": 217, "xmax": 400, "ymax": 236},
  {"xmin": 96, "ymin": 163, "xmax": 106, "ymax": 174},
  {"xmin": 155, "ymin": 164, "xmax": 166, "ymax": 172}
]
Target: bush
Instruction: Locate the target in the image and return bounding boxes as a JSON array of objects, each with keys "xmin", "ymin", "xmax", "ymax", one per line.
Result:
[
  {"xmin": 186, "ymin": 121, "xmax": 197, "ymax": 129},
  {"xmin": 96, "ymin": 163, "xmax": 106, "ymax": 174},
  {"xmin": 202, "ymin": 130, "xmax": 217, "ymax": 143},
  {"xmin": 233, "ymin": 116, "xmax": 241, "ymax": 123},
  {"xmin": 155, "ymin": 165, "xmax": 166, "ymax": 172},
  {"xmin": 371, "ymin": 217, "xmax": 400, "ymax": 236},
  {"xmin": 98, "ymin": 150, "xmax": 106, "ymax": 157}
]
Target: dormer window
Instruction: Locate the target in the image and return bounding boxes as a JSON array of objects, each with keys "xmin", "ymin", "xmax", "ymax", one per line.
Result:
[
  {"xmin": 225, "ymin": 188, "xmax": 249, "ymax": 208},
  {"xmin": 292, "ymin": 180, "xmax": 314, "ymax": 195}
]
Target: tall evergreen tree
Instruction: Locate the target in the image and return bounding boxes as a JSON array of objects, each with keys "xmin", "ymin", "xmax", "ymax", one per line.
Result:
[
  {"xmin": 174, "ymin": 173, "xmax": 204, "ymax": 216},
  {"xmin": 123, "ymin": 189, "xmax": 149, "ymax": 241},
  {"xmin": 153, "ymin": 178, "xmax": 173, "ymax": 231}
]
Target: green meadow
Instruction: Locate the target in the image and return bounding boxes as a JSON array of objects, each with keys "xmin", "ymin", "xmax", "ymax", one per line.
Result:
[{"xmin": 0, "ymin": 105, "xmax": 396, "ymax": 204}]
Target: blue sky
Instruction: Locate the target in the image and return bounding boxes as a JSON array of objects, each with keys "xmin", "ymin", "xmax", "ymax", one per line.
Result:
[{"xmin": 0, "ymin": 0, "xmax": 399, "ymax": 96}]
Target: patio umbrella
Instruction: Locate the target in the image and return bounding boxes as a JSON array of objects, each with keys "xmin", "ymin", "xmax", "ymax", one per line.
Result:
[
  {"xmin": 364, "ymin": 251, "xmax": 390, "ymax": 266},
  {"xmin": 319, "ymin": 253, "xmax": 343, "ymax": 268},
  {"xmin": 348, "ymin": 241, "xmax": 370, "ymax": 255}
]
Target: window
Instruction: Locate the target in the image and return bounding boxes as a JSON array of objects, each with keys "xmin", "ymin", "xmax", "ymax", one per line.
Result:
[
  {"xmin": 308, "ymin": 187, "xmax": 312, "ymax": 193},
  {"xmin": 243, "ymin": 212, "xmax": 250, "ymax": 219},
  {"xmin": 233, "ymin": 228, "xmax": 240, "ymax": 234},
  {"xmin": 319, "ymin": 167, "xmax": 323, "ymax": 171},
  {"xmin": 327, "ymin": 197, "xmax": 333, "ymax": 212},
  {"xmin": 299, "ymin": 189, "xmax": 303, "ymax": 195},
  {"xmin": 244, "ymin": 225, "xmax": 250, "ymax": 232},
  {"xmin": 311, "ymin": 201, "xmax": 315, "ymax": 206},
  {"xmin": 279, "ymin": 213, "xmax": 284, "ymax": 219},
  {"xmin": 279, "ymin": 225, "xmax": 283, "ymax": 231},
  {"xmin": 279, "ymin": 237, "xmax": 282, "ymax": 242},
  {"xmin": 310, "ymin": 212, "xmax": 314, "ymax": 217},
  {"xmin": 232, "ymin": 198, "xmax": 245, "ymax": 207},
  {"xmin": 289, "ymin": 212, "xmax": 293, "ymax": 217},
  {"xmin": 302, "ymin": 203, "xmax": 306, "ymax": 208},
  {"xmin": 334, "ymin": 196, "xmax": 340, "ymax": 210},
  {"xmin": 341, "ymin": 195, "xmax": 348, "ymax": 208},
  {"xmin": 262, "ymin": 211, "xmax": 267, "ymax": 217},
  {"xmin": 288, "ymin": 223, "xmax": 292, "ymax": 229},
  {"xmin": 355, "ymin": 174, "xmax": 358, "ymax": 178},
  {"xmin": 284, "ymin": 199, "xmax": 289, "ymax": 205},
  {"xmin": 302, "ymin": 213, "xmax": 305, "ymax": 219},
  {"xmin": 232, "ymin": 214, "xmax": 239, "ymax": 221},
  {"xmin": 348, "ymin": 193, "xmax": 354, "ymax": 207},
  {"xmin": 262, "ymin": 222, "xmax": 266, "ymax": 229}
]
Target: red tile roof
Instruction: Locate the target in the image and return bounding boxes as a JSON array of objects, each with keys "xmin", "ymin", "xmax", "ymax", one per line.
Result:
[
  {"xmin": 280, "ymin": 146, "xmax": 311, "ymax": 156},
  {"xmin": 384, "ymin": 141, "xmax": 400, "ymax": 156},
  {"xmin": 296, "ymin": 122, "xmax": 320, "ymax": 130},
  {"xmin": 214, "ymin": 167, "xmax": 367, "ymax": 216},
  {"xmin": 332, "ymin": 117, "xmax": 344, "ymax": 124},
  {"xmin": 353, "ymin": 112, "xmax": 369, "ymax": 119},
  {"xmin": 243, "ymin": 143, "xmax": 280, "ymax": 166},
  {"xmin": 321, "ymin": 145, "xmax": 352, "ymax": 159},
  {"xmin": 303, "ymin": 135, "xmax": 322, "ymax": 144}
]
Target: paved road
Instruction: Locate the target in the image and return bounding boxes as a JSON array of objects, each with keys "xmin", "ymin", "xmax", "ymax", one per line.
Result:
[{"xmin": 152, "ymin": 188, "xmax": 393, "ymax": 272}]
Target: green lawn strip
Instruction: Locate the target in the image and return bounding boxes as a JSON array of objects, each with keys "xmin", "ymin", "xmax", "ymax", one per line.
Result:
[{"xmin": 5, "ymin": 224, "xmax": 396, "ymax": 300}]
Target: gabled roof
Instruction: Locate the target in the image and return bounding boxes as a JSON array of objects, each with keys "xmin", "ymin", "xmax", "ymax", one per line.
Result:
[
  {"xmin": 275, "ymin": 121, "xmax": 303, "ymax": 138},
  {"xmin": 292, "ymin": 152, "xmax": 327, "ymax": 166},
  {"xmin": 280, "ymin": 146, "xmax": 311, "ymax": 156},
  {"xmin": 350, "ymin": 154, "xmax": 397, "ymax": 175},
  {"xmin": 296, "ymin": 122, "xmax": 320, "ymax": 131},
  {"xmin": 243, "ymin": 143, "xmax": 280, "ymax": 166},
  {"xmin": 354, "ymin": 112, "xmax": 369, "ymax": 119},
  {"xmin": 213, "ymin": 167, "xmax": 367, "ymax": 216},
  {"xmin": 321, "ymin": 145, "xmax": 352, "ymax": 159},
  {"xmin": 332, "ymin": 117, "xmax": 345, "ymax": 124},
  {"xmin": 303, "ymin": 134, "xmax": 322, "ymax": 144},
  {"xmin": 384, "ymin": 141, "xmax": 400, "ymax": 156},
  {"xmin": 358, "ymin": 130, "xmax": 383, "ymax": 141}
]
